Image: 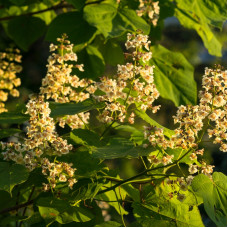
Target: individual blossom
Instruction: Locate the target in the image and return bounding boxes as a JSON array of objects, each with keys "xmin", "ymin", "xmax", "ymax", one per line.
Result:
[
  {"xmin": 136, "ymin": 0, "xmax": 160, "ymax": 26},
  {"xmin": 161, "ymin": 155, "xmax": 174, "ymax": 165},
  {"xmin": 0, "ymin": 48, "xmax": 22, "ymax": 113},
  {"xmin": 201, "ymin": 164, "xmax": 215, "ymax": 177},
  {"xmin": 188, "ymin": 164, "xmax": 198, "ymax": 174},
  {"xmin": 186, "ymin": 175, "xmax": 194, "ymax": 185},
  {"xmin": 177, "ymin": 193, "xmax": 186, "ymax": 202},
  {"xmin": 148, "ymin": 154, "xmax": 160, "ymax": 164}
]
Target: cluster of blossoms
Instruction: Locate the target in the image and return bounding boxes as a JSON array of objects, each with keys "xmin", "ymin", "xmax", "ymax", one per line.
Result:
[
  {"xmin": 40, "ymin": 34, "xmax": 94, "ymax": 130},
  {"xmin": 94, "ymin": 33, "xmax": 160, "ymax": 124},
  {"xmin": 166, "ymin": 176, "xmax": 194, "ymax": 202},
  {"xmin": 143, "ymin": 66, "xmax": 226, "ymax": 201},
  {"xmin": 0, "ymin": 48, "xmax": 22, "ymax": 113},
  {"xmin": 1, "ymin": 95, "xmax": 76, "ymax": 190},
  {"xmin": 144, "ymin": 66, "xmax": 227, "ymax": 152},
  {"xmin": 24, "ymin": 95, "xmax": 73, "ymax": 156},
  {"xmin": 136, "ymin": 0, "xmax": 160, "ymax": 26},
  {"xmin": 202, "ymin": 67, "xmax": 227, "ymax": 152},
  {"xmin": 42, "ymin": 158, "xmax": 77, "ymax": 190},
  {"xmin": 148, "ymin": 153, "xmax": 174, "ymax": 165}
]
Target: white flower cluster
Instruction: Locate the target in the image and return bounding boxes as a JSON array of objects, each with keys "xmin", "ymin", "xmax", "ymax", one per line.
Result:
[
  {"xmin": 1, "ymin": 95, "xmax": 76, "ymax": 190},
  {"xmin": 0, "ymin": 48, "xmax": 22, "ymax": 113},
  {"xmin": 148, "ymin": 154, "xmax": 174, "ymax": 165},
  {"xmin": 166, "ymin": 176, "xmax": 194, "ymax": 202},
  {"xmin": 136, "ymin": 0, "xmax": 160, "ymax": 26},
  {"xmin": 40, "ymin": 34, "xmax": 93, "ymax": 130},
  {"xmin": 94, "ymin": 33, "xmax": 160, "ymax": 124},
  {"xmin": 42, "ymin": 158, "xmax": 77, "ymax": 190},
  {"xmin": 202, "ymin": 67, "xmax": 227, "ymax": 152},
  {"xmin": 24, "ymin": 95, "xmax": 73, "ymax": 156},
  {"xmin": 144, "ymin": 66, "xmax": 226, "ymax": 184}
]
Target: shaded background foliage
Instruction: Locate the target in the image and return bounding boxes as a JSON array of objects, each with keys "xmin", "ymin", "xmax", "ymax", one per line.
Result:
[{"xmin": 0, "ymin": 0, "xmax": 226, "ymax": 227}]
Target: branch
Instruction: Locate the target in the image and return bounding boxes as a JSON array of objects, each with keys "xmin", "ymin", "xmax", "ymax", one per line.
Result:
[
  {"xmin": 0, "ymin": 199, "xmax": 34, "ymax": 215},
  {"xmin": 98, "ymin": 149, "xmax": 192, "ymax": 195},
  {"xmin": 0, "ymin": 3, "xmax": 73, "ymax": 22}
]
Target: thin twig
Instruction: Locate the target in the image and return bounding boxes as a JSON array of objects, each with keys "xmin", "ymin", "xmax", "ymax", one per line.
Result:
[
  {"xmin": 98, "ymin": 149, "xmax": 192, "ymax": 195},
  {"xmin": 18, "ymin": 186, "xmax": 36, "ymax": 226},
  {"xmin": 0, "ymin": 3, "xmax": 73, "ymax": 22}
]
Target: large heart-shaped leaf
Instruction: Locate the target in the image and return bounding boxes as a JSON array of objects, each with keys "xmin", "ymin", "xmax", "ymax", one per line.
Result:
[
  {"xmin": 191, "ymin": 172, "xmax": 227, "ymax": 227},
  {"xmin": 150, "ymin": 44, "xmax": 197, "ymax": 106},
  {"xmin": 0, "ymin": 162, "xmax": 29, "ymax": 194}
]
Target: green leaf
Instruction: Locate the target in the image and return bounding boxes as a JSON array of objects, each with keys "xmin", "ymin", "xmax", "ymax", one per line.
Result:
[
  {"xmin": 175, "ymin": 0, "xmax": 226, "ymax": 56},
  {"xmin": 91, "ymin": 137, "xmax": 155, "ymax": 159},
  {"xmin": 7, "ymin": 16, "xmax": 46, "ymax": 51},
  {"xmin": 133, "ymin": 182, "xmax": 204, "ymax": 227},
  {"xmin": 109, "ymin": 7, "xmax": 150, "ymax": 37},
  {"xmin": 20, "ymin": 212, "xmax": 45, "ymax": 227},
  {"xmin": 100, "ymin": 39, "xmax": 124, "ymax": 65},
  {"xmin": 49, "ymin": 99, "xmax": 104, "ymax": 117},
  {"xmin": 0, "ymin": 215, "xmax": 27, "ymax": 226},
  {"xmin": 0, "ymin": 128, "xmax": 22, "ymax": 139},
  {"xmin": 37, "ymin": 197, "xmax": 94, "ymax": 225},
  {"xmin": 0, "ymin": 112, "xmax": 29, "ymax": 124},
  {"xmin": 32, "ymin": 2, "xmax": 56, "ymax": 25},
  {"xmin": 70, "ymin": 129, "xmax": 102, "ymax": 147},
  {"xmin": 46, "ymin": 11, "xmax": 97, "ymax": 50},
  {"xmin": 8, "ymin": 0, "xmax": 40, "ymax": 6},
  {"xmin": 70, "ymin": 178, "xmax": 105, "ymax": 202},
  {"xmin": 76, "ymin": 45, "xmax": 105, "ymax": 79},
  {"xmin": 60, "ymin": 150, "xmax": 107, "ymax": 178},
  {"xmin": 191, "ymin": 172, "xmax": 227, "ymax": 227},
  {"xmin": 55, "ymin": 207, "xmax": 94, "ymax": 224},
  {"xmin": 121, "ymin": 183, "xmax": 140, "ymax": 202},
  {"xmin": 150, "ymin": 45, "xmax": 197, "ymax": 106},
  {"xmin": 96, "ymin": 182, "xmax": 128, "ymax": 215},
  {"xmin": 83, "ymin": 2, "xmax": 117, "ymax": 37},
  {"xmin": 135, "ymin": 109, "xmax": 175, "ymax": 138},
  {"xmin": 65, "ymin": 0, "xmax": 85, "ymax": 10},
  {"xmin": 36, "ymin": 197, "xmax": 94, "ymax": 224},
  {"xmin": 0, "ymin": 190, "xmax": 14, "ymax": 211},
  {"xmin": 95, "ymin": 221, "xmax": 122, "ymax": 227},
  {"xmin": 0, "ymin": 162, "xmax": 29, "ymax": 194}
]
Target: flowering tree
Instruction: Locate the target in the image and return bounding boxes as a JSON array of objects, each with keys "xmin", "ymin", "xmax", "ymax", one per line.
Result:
[{"xmin": 0, "ymin": 0, "xmax": 227, "ymax": 227}]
